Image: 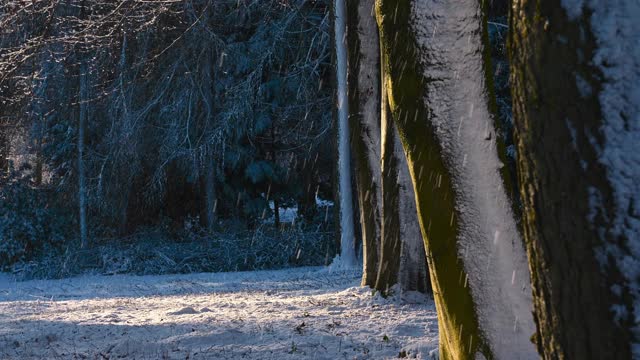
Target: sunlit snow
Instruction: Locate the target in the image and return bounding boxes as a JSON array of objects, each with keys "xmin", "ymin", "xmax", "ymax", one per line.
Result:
[{"xmin": 0, "ymin": 267, "xmax": 438, "ymax": 359}]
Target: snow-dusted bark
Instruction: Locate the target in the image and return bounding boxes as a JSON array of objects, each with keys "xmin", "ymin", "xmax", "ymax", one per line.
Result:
[
  {"xmin": 395, "ymin": 122, "xmax": 429, "ymax": 294},
  {"xmin": 376, "ymin": 0, "xmax": 536, "ymax": 358},
  {"xmin": 510, "ymin": 1, "xmax": 640, "ymax": 358},
  {"xmin": 347, "ymin": 0, "xmax": 382, "ymax": 286},
  {"xmin": 377, "ymin": 112, "xmax": 429, "ymax": 294},
  {"xmin": 334, "ymin": 0, "xmax": 357, "ymax": 267},
  {"xmin": 376, "ymin": 96, "xmax": 402, "ymax": 292}
]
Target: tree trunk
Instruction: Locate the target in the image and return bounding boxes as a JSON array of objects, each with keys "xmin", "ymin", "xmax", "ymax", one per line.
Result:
[
  {"xmin": 298, "ymin": 155, "xmax": 318, "ymax": 222},
  {"xmin": 375, "ymin": 0, "xmax": 536, "ymax": 358},
  {"xmin": 33, "ymin": 54, "xmax": 49, "ymax": 186},
  {"xmin": 376, "ymin": 95, "xmax": 401, "ymax": 293},
  {"xmin": 395, "ymin": 121, "xmax": 430, "ymax": 294},
  {"xmin": 34, "ymin": 119, "xmax": 43, "ymax": 186},
  {"xmin": 0, "ymin": 118, "xmax": 8, "ymax": 179},
  {"xmin": 510, "ymin": 2, "xmax": 638, "ymax": 358},
  {"xmin": 201, "ymin": 36, "xmax": 217, "ymax": 232},
  {"xmin": 203, "ymin": 147, "xmax": 216, "ymax": 231},
  {"xmin": 77, "ymin": 1, "xmax": 89, "ymax": 249},
  {"xmin": 347, "ymin": 0, "xmax": 382, "ymax": 287},
  {"xmin": 334, "ymin": 0, "xmax": 357, "ymax": 266},
  {"xmin": 376, "ymin": 81, "xmax": 430, "ymax": 295},
  {"xmin": 78, "ymin": 59, "xmax": 88, "ymax": 249}
]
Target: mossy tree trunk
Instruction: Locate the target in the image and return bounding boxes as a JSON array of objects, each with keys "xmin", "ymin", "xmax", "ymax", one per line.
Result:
[
  {"xmin": 347, "ymin": 0, "xmax": 382, "ymax": 286},
  {"xmin": 376, "ymin": 95, "xmax": 402, "ymax": 293},
  {"xmin": 510, "ymin": 2, "xmax": 637, "ymax": 359},
  {"xmin": 346, "ymin": 0, "xmax": 429, "ymax": 293},
  {"xmin": 377, "ymin": 111, "xmax": 430, "ymax": 294},
  {"xmin": 375, "ymin": 0, "xmax": 537, "ymax": 358},
  {"xmin": 395, "ymin": 120, "xmax": 430, "ymax": 294}
]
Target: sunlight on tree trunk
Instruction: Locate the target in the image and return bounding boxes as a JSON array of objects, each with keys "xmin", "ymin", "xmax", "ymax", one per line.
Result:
[
  {"xmin": 376, "ymin": 95, "xmax": 402, "ymax": 292},
  {"xmin": 347, "ymin": 0, "xmax": 381, "ymax": 286},
  {"xmin": 395, "ymin": 120, "xmax": 430, "ymax": 294},
  {"xmin": 510, "ymin": 1, "xmax": 639, "ymax": 358},
  {"xmin": 376, "ymin": 0, "xmax": 537, "ymax": 358},
  {"xmin": 334, "ymin": 0, "xmax": 357, "ymax": 266}
]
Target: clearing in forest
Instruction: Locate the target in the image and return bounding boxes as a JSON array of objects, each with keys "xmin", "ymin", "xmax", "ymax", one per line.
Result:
[{"xmin": 0, "ymin": 267, "xmax": 438, "ymax": 359}]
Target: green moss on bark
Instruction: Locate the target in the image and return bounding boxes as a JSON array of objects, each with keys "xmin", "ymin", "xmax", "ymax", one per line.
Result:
[
  {"xmin": 375, "ymin": 0, "xmax": 490, "ymax": 358},
  {"xmin": 375, "ymin": 89, "xmax": 401, "ymax": 293},
  {"xmin": 509, "ymin": 1, "xmax": 633, "ymax": 358}
]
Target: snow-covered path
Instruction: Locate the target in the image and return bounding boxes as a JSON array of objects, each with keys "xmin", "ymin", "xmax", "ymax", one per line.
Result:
[{"xmin": 0, "ymin": 267, "xmax": 438, "ymax": 359}]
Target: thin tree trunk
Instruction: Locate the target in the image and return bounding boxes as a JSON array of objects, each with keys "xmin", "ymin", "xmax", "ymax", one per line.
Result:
[
  {"xmin": 201, "ymin": 33, "xmax": 217, "ymax": 232},
  {"xmin": 77, "ymin": 1, "xmax": 89, "ymax": 250},
  {"xmin": 274, "ymin": 197, "xmax": 281, "ymax": 229},
  {"xmin": 375, "ymin": 0, "xmax": 536, "ymax": 358},
  {"xmin": 203, "ymin": 149, "xmax": 216, "ymax": 231},
  {"xmin": 510, "ymin": 1, "xmax": 638, "ymax": 358},
  {"xmin": 271, "ymin": 124, "xmax": 280, "ymax": 230},
  {"xmin": 32, "ymin": 55, "xmax": 46, "ymax": 186},
  {"xmin": 347, "ymin": 0, "xmax": 381, "ymax": 287},
  {"xmin": 34, "ymin": 115, "xmax": 43, "ymax": 186},
  {"xmin": 376, "ymin": 95, "xmax": 401, "ymax": 293},
  {"xmin": 298, "ymin": 155, "xmax": 317, "ymax": 222},
  {"xmin": 0, "ymin": 118, "xmax": 8, "ymax": 179},
  {"xmin": 78, "ymin": 59, "xmax": 88, "ymax": 249},
  {"xmin": 334, "ymin": 0, "xmax": 356, "ymax": 266}
]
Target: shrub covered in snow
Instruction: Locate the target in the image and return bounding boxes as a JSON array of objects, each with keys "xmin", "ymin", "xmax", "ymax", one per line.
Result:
[{"xmin": 10, "ymin": 218, "xmax": 336, "ymax": 280}]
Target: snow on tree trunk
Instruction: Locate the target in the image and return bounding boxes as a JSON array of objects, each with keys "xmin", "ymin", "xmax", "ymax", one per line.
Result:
[
  {"xmin": 333, "ymin": 0, "xmax": 357, "ymax": 267},
  {"xmin": 510, "ymin": 1, "xmax": 640, "ymax": 358},
  {"xmin": 395, "ymin": 121, "xmax": 430, "ymax": 294},
  {"xmin": 376, "ymin": 0, "xmax": 537, "ymax": 358},
  {"xmin": 376, "ymin": 95, "xmax": 402, "ymax": 293},
  {"xmin": 377, "ymin": 105, "xmax": 430, "ymax": 294},
  {"xmin": 347, "ymin": 0, "xmax": 382, "ymax": 286}
]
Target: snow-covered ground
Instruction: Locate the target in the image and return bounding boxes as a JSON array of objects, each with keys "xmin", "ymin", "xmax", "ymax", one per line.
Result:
[{"xmin": 0, "ymin": 267, "xmax": 438, "ymax": 359}]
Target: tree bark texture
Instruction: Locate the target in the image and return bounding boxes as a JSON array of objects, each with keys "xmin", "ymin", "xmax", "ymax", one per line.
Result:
[
  {"xmin": 347, "ymin": 0, "xmax": 382, "ymax": 287},
  {"xmin": 334, "ymin": 0, "xmax": 357, "ymax": 265},
  {"xmin": 510, "ymin": 1, "xmax": 636, "ymax": 358},
  {"xmin": 376, "ymin": 0, "xmax": 536, "ymax": 358},
  {"xmin": 376, "ymin": 94, "xmax": 402, "ymax": 293},
  {"xmin": 78, "ymin": 59, "xmax": 88, "ymax": 249}
]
